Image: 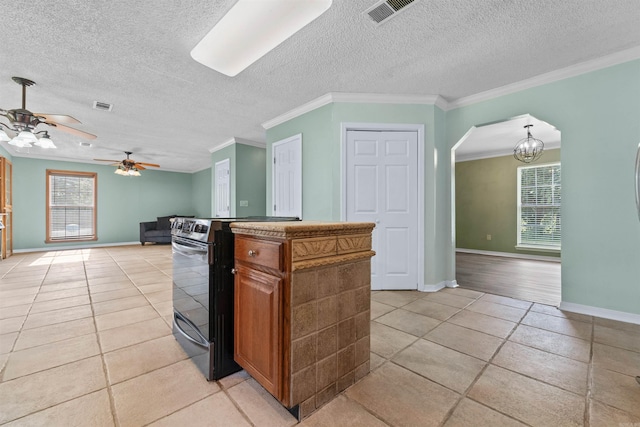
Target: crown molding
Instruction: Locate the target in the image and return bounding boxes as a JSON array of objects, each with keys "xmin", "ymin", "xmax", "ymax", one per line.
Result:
[
  {"xmin": 209, "ymin": 137, "xmax": 266, "ymax": 153},
  {"xmin": 446, "ymin": 45, "xmax": 640, "ymax": 110},
  {"xmin": 262, "ymin": 92, "xmax": 446, "ymax": 130},
  {"xmin": 261, "ymin": 46, "xmax": 640, "ymax": 128}
]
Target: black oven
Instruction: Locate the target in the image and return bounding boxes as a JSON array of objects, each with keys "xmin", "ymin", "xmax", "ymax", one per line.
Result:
[{"xmin": 171, "ymin": 217, "xmax": 298, "ymax": 381}]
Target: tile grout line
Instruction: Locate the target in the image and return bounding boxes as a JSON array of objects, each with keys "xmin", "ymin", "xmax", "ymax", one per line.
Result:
[
  {"xmin": 437, "ymin": 300, "xmax": 536, "ymax": 427},
  {"xmin": 584, "ymin": 321, "xmax": 595, "ymax": 427},
  {"xmin": 0, "ymin": 255, "xmax": 49, "ymax": 384},
  {"xmin": 87, "ymin": 249, "xmax": 122, "ymax": 427}
]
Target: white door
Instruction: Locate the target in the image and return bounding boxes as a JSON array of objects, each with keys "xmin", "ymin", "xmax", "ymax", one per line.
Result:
[
  {"xmin": 346, "ymin": 130, "xmax": 418, "ymax": 290},
  {"xmin": 215, "ymin": 159, "xmax": 230, "ymax": 217},
  {"xmin": 272, "ymin": 134, "xmax": 302, "ymax": 218}
]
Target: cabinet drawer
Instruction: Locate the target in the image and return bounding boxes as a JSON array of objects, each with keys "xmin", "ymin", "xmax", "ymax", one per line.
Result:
[{"xmin": 235, "ymin": 236, "xmax": 282, "ymax": 270}]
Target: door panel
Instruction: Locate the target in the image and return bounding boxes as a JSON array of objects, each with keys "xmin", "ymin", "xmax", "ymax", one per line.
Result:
[
  {"xmin": 272, "ymin": 135, "xmax": 302, "ymax": 218},
  {"xmin": 346, "ymin": 131, "xmax": 418, "ymax": 290},
  {"xmin": 215, "ymin": 159, "xmax": 230, "ymax": 217}
]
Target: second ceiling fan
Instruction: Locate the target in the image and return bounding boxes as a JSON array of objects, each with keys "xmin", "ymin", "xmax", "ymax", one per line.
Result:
[{"xmin": 94, "ymin": 151, "xmax": 160, "ymax": 176}]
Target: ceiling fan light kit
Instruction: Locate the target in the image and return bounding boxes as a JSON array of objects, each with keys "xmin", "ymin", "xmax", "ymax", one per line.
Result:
[
  {"xmin": 513, "ymin": 124, "xmax": 544, "ymax": 163},
  {"xmin": 95, "ymin": 151, "xmax": 160, "ymax": 177},
  {"xmin": 191, "ymin": 0, "xmax": 332, "ymax": 76},
  {"xmin": 0, "ymin": 76, "xmax": 96, "ymax": 150}
]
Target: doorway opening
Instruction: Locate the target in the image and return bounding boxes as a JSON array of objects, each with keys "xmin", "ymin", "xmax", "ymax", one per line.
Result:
[{"xmin": 451, "ymin": 114, "xmax": 561, "ymax": 305}]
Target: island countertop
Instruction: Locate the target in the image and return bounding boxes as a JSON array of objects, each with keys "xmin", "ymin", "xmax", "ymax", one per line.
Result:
[{"xmin": 229, "ymin": 220, "xmax": 375, "ymax": 239}]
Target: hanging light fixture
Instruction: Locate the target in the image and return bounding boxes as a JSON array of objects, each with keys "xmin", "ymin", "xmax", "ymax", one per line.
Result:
[
  {"xmin": 513, "ymin": 124, "xmax": 544, "ymax": 163},
  {"xmin": 34, "ymin": 131, "xmax": 56, "ymax": 148},
  {"xmin": 0, "ymin": 123, "xmax": 58, "ymax": 148}
]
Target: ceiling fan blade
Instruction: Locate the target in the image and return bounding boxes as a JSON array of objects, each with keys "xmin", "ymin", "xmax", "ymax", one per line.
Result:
[
  {"xmin": 135, "ymin": 164, "xmax": 147, "ymax": 171},
  {"xmin": 136, "ymin": 162, "xmax": 160, "ymax": 168},
  {"xmin": 47, "ymin": 122, "xmax": 97, "ymax": 140},
  {"xmin": 93, "ymin": 158, "xmax": 121, "ymax": 163},
  {"xmin": 35, "ymin": 113, "xmax": 81, "ymax": 125}
]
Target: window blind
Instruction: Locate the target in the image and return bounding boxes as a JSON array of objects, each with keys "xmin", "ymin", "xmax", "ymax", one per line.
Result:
[
  {"xmin": 517, "ymin": 163, "xmax": 561, "ymax": 248},
  {"xmin": 48, "ymin": 172, "xmax": 96, "ymax": 241}
]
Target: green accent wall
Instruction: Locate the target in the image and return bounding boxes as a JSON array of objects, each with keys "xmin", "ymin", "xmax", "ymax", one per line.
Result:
[
  {"xmin": 210, "ymin": 143, "xmax": 266, "ymax": 217},
  {"xmin": 455, "ymin": 149, "xmax": 561, "ymax": 257},
  {"xmin": 447, "ymin": 59, "xmax": 640, "ymax": 314},
  {"xmin": 191, "ymin": 167, "xmax": 212, "ymax": 218},
  {"xmin": 236, "ymin": 143, "xmax": 267, "ymax": 217},
  {"xmin": 12, "ymin": 157, "xmax": 194, "ymax": 250}
]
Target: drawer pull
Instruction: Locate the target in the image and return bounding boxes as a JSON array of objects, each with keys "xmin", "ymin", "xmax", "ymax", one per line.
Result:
[{"xmin": 248, "ymin": 250, "xmax": 257, "ymax": 257}]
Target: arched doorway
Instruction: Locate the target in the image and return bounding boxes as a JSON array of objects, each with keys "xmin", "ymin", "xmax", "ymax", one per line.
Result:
[{"xmin": 450, "ymin": 114, "xmax": 562, "ymax": 305}]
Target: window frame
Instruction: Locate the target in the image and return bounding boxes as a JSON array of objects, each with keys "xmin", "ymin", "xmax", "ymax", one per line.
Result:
[
  {"xmin": 516, "ymin": 161, "xmax": 561, "ymax": 252},
  {"xmin": 46, "ymin": 169, "xmax": 98, "ymax": 243}
]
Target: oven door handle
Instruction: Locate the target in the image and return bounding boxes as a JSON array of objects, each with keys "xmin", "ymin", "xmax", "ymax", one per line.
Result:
[
  {"xmin": 173, "ymin": 311, "xmax": 209, "ymax": 349},
  {"xmin": 172, "ymin": 240, "xmax": 208, "ymax": 257}
]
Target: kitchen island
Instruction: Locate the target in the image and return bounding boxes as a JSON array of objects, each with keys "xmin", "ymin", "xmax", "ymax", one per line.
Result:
[{"xmin": 230, "ymin": 221, "xmax": 375, "ymax": 420}]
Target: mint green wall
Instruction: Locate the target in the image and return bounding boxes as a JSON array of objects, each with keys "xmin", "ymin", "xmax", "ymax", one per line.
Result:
[
  {"xmin": 210, "ymin": 143, "xmax": 266, "ymax": 217},
  {"xmin": 266, "ymin": 102, "xmax": 450, "ymax": 288},
  {"xmin": 447, "ymin": 59, "xmax": 640, "ymax": 314},
  {"xmin": 192, "ymin": 167, "xmax": 212, "ymax": 217},
  {"xmin": 266, "ymin": 105, "xmax": 333, "ymax": 219},
  {"xmin": 236, "ymin": 144, "xmax": 266, "ymax": 217},
  {"xmin": 12, "ymin": 157, "xmax": 194, "ymax": 250},
  {"xmin": 456, "ymin": 150, "xmax": 561, "ymax": 257},
  {"xmin": 0, "ymin": 145, "xmax": 12, "ymax": 160}
]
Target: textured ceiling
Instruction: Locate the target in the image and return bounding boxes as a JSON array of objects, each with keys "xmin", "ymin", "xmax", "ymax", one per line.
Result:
[{"xmin": 1, "ymin": 1, "xmax": 639, "ymax": 172}]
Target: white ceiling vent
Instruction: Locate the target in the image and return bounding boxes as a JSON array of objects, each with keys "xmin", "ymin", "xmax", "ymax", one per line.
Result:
[
  {"xmin": 92, "ymin": 101, "xmax": 113, "ymax": 112},
  {"xmin": 365, "ymin": 0, "xmax": 416, "ymax": 25}
]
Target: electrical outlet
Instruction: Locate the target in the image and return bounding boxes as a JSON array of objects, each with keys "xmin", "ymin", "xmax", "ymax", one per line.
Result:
[
  {"xmin": 239, "ymin": 200, "xmax": 249, "ymax": 207},
  {"xmin": 486, "ymin": 234, "xmax": 492, "ymax": 241}
]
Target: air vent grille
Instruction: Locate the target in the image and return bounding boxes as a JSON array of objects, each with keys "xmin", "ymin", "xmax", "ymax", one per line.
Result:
[
  {"xmin": 93, "ymin": 101, "xmax": 113, "ymax": 112},
  {"xmin": 387, "ymin": 0, "xmax": 414, "ymax": 11},
  {"xmin": 366, "ymin": 0, "xmax": 416, "ymax": 24},
  {"xmin": 368, "ymin": 3, "xmax": 394, "ymax": 23}
]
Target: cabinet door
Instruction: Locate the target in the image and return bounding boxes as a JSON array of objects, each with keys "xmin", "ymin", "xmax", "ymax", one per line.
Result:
[{"xmin": 234, "ymin": 266, "xmax": 282, "ymax": 398}]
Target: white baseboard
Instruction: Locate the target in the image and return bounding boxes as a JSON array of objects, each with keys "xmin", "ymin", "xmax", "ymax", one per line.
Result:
[
  {"xmin": 445, "ymin": 280, "xmax": 459, "ymax": 288},
  {"xmin": 418, "ymin": 281, "xmax": 447, "ymax": 292},
  {"xmin": 456, "ymin": 248, "xmax": 561, "ymax": 263},
  {"xmin": 559, "ymin": 301, "xmax": 640, "ymax": 326},
  {"xmin": 13, "ymin": 241, "xmax": 144, "ymax": 253}
]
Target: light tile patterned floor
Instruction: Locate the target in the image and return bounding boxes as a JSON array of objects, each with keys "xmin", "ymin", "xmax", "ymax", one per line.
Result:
[{"xmin": 1, "ymin": 246, "xmax": 639, "ymax": 426}]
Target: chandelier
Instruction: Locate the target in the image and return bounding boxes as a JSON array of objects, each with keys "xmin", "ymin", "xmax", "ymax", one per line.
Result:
[
  {"xmin": 513, "ymin": 124, "xmax": 544, "ymax": 163},
  {"xmin": 0, "ymin": 126, "xmax": 56, "ymax": 148}
]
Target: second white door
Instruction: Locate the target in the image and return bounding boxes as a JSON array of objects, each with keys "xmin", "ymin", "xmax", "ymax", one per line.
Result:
[
  {"xmin": 215, "ymin": 159, "xmax": 230, "ymax": 217},
  {"xmin": 272, "ymin": 134, "xmax": 302, "ymax": 218},
  {"xmin": 346, "ymin": 130, "xmax": 418, "ymax": 290}
]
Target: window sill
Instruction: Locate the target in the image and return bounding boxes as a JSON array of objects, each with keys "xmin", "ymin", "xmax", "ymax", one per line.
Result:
[{"xmin": 515, "ymin": 245, "xmax": 561, "ymax": 254}]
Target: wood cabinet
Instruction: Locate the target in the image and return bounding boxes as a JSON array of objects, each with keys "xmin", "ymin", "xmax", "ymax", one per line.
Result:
[
  {"xmin": 234, "ymin": 266, "xmax": 282, "ymax": 397},
  {"xmin": 232, "ymin": 221, "xmax": 375, "ymax": 420}
]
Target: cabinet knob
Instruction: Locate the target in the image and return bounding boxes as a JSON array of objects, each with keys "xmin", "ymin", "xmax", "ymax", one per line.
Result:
[
  {"xmin": 248, "ymin": 250, "xmax": 257, "ymax": 257},
  {"xmin": 231, "ymin": 268, "xmax": 237, "ymax": 275}
]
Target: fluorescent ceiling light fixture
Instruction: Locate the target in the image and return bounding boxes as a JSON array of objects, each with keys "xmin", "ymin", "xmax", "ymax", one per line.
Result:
[{"xmin": 191, "ymin": 0, "xmax": 332, "ymax": 76}]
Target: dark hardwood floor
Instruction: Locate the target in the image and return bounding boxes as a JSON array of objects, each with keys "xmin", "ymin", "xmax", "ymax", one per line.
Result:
[{"xmin": 455, "ymin": 252, "xmax": 561, "ymax": 306}]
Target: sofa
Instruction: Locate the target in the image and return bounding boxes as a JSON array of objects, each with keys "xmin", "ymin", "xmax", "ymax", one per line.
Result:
[{"xmin": 140, "ymin": 215, "xmax": 193, "ymax": 245}]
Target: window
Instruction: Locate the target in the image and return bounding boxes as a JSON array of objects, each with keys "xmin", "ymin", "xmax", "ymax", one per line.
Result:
[
  {"xmin": 517, "ymin": 162, "xmax": 561, "ymax": 250},
  {"xmin": 46, "ymin": 170, "xmax": 97, "ymax": 242}
]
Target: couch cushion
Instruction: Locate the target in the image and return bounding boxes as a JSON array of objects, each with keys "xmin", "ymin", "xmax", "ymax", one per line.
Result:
[
  {"xmin": 146, "ymin": 229, "xmax": 171, "ymax": 238},
  {"xmin": 157, "ymin": 216, "xmax": 174, "ymax": 230}
]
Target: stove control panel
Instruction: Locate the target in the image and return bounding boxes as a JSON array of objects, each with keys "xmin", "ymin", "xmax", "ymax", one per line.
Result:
[{"xmin": 171, "ymin": 218, "xmax": 213, "ymax": 242}]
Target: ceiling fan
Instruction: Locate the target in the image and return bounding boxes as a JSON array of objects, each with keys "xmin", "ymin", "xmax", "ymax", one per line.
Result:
[
  {"xmin": 0, "ymin": 76, "xmax": 97, "ymax": 148},
  {"xmin": 94, "ymin": 151, "xmax": 160, "ymax": 176}
]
